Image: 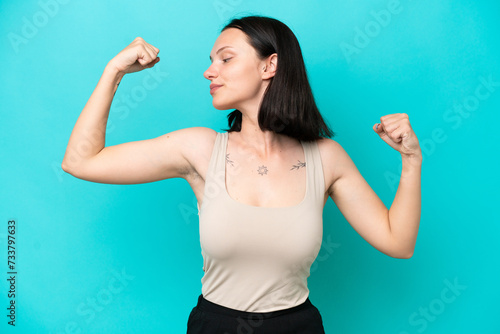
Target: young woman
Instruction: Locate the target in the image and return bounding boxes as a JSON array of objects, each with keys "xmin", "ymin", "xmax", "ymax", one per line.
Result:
[{"xmin": 62, "ymin": 15, "xmax": 422, "ymax": 334}]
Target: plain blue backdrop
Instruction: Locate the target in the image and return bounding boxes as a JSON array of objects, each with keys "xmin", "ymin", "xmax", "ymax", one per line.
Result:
[{"xmin": 1, "ymin": 0, "xmax": 499, "ymax": 333}]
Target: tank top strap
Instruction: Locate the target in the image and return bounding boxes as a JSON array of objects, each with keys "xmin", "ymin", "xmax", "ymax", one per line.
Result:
[
  {"xmin": 301, "ymin": 139, "xmax": 325, "ymax": 204},
  {"xmin": 198, "ymin": 132, "xmax": 225, "ymax": 215},
  {"xmin": 210, "ymin": 131, "xmax": 226, "ymax": 181},
  {"xmin": 213, "ymin": 132, "xmax": 228, "ymax": 185}
]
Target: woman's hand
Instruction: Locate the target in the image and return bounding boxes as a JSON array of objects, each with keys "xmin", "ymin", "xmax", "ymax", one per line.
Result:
[
  {"xmin": 107, "ymin": 37, "xmax": 160, "ymax": 75},
  {"xmin": 373, "ymin": 113, "xmax": 422, "ymax": 159}
]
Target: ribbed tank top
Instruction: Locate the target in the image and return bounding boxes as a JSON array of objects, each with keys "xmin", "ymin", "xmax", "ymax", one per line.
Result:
[{"xmin": 197, "ymin": 131, "xmax": 325, "ymax": 312}]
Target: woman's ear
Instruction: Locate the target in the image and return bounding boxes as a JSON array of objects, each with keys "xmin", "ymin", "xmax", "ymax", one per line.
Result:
[{"xmin": 262, "ymin": 53, "xmax": 277, "ymax": 79}]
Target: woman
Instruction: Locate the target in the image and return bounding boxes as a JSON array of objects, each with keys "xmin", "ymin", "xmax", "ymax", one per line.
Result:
[{"xmin": 62, "ymin": 15, "xmax": 422, "ymax": 334}]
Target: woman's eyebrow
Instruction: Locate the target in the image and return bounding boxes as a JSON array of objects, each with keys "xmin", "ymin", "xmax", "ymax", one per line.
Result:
[{"xmin": 209, "ymin": 46, "xmax": 235, "ymax": 62}]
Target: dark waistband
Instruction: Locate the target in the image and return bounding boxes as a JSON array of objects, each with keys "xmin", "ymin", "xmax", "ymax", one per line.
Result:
[{"xmin": 194, "ymin": 294, "xmax": 314, "ymax": 320}]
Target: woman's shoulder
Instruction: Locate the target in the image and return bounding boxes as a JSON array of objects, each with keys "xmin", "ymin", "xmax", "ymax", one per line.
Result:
[
  {"xmin": 163, "ymin": 127, "xmax": 219, "ymax": 182},
  {"xmin": 174, "ymin": 126, "xmax": 219, "ymax": 153},
  {"xmin": 315, "ymin": 136, "xmax": 345, "ymax": 156},
  {"xmin": 315, "ymin": 137, "xmax": 352, "ymax": 194},
  {"xmin": 316, "ymin": 136, "xmax": 354, "ymax": 166},
  {"xmin": 171, "ymin": 126, "xmax": 218, "ymax": 143}
]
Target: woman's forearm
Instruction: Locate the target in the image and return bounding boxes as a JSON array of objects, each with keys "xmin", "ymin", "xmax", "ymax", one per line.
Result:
[
  {"xmin": 61, "ymin": 63, "xmax": 124, "ymax": 172},
  {"xmin": 388, "ymin": 154, "xmax": 422, "ymax": 257}
]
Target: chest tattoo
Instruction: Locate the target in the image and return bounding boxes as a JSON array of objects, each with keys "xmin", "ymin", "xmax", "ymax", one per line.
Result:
[
  {"xmin": 226, "ymin": 153, "xmax": 305, "ymax": 176},
  {"xmin": 291, "ymin": 160, "xmax": 306, "ymax": 170},
  {"xmin": 226, "ymin": 153, "xmax": 234, "ymax": 167},
  {"xmin": 257, "ymin": 165, "xmax": 268, "ymax": 176}
]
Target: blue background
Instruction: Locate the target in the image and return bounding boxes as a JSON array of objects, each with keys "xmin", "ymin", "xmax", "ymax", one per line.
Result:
[{"xmin": 1, "ymin": 0, "xmax": 499, "ymax": 333}]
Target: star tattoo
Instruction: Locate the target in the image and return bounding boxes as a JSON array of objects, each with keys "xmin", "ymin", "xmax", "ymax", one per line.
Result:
[{"xmin": 257, "ymin": 165, "xmax": 268, "ymax": 176}]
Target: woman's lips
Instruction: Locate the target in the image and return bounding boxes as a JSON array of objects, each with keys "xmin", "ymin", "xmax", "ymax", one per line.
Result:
[{"xmin": 210, "ymin": 85, "xmax": 222, "ymax": 94}]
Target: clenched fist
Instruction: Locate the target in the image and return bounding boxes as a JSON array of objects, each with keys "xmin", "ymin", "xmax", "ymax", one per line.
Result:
[
  {"xmin": 373, "ymin": 113, "xmax": 422, "ymax": 159},
  {"xmin": 108, "ymin": 37, "xmax": 160, "ymax": 75}
]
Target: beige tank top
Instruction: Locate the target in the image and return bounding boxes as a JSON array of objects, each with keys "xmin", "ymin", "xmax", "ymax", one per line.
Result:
[{"xmin": 197, "ymin": 131, "xmax": 325, "ymax": 312}]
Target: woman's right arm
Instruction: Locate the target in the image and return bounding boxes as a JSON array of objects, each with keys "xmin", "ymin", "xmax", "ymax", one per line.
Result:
[{"xmin": 61, "ymin": 37, "xmax": 209, "ymax": 184}]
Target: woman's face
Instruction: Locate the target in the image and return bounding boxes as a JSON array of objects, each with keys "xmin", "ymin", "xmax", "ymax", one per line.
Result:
[{"xmin": 204, "ymin": 28, "xmax": 266, "ymax": 111}]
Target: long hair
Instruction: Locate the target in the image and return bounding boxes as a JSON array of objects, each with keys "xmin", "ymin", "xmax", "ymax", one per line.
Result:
[{"xmin": 221, "ymin": 15, "xmax": 334, "ymax": 141}]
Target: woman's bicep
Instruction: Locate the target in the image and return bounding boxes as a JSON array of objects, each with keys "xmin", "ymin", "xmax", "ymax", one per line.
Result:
[
  {"xmin": 64, "ymin": 127, "xmax": 209, "ymax": 184},
  {"xmin": 329, "ymin": 144, "xmax": 399, "ymax": 257}
]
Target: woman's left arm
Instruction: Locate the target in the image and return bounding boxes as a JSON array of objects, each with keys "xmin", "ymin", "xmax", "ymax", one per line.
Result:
[
  {"xmin": 373, "ymin": 113, "xmax": 422, "ymax": 258},
  {"xmin": 327, "ymin": 113, "xmax": 422, "ymax": 259}
]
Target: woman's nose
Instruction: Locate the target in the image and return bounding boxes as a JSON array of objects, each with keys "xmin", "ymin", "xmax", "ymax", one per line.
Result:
[{"xmin": 203, "ymin": 63, "xmax": 217, "ymax": 80}]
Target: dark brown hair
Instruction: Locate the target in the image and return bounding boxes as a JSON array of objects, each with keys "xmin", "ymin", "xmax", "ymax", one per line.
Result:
[{"xmin": 221, "ymin": 15, "xmax": 334, "ymax": 141}]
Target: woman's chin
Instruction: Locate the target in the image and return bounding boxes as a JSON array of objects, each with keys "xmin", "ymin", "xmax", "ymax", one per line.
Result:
[{"xmin": 212, "ymin": 101, "xmax": 235, "ymax": 111}]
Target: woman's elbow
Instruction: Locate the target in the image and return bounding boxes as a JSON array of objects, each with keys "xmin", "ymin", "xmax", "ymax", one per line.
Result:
[
  {"xmin": 393, "ymin": 248, "xmax": 414, "ymax": 259},
  {"xmin": 61, "ymin": 161, "xmax": 76, "ymax": 175},
  {"xmin": 61, "ymin": 161, "xmax": 70, "ymax": 173}
]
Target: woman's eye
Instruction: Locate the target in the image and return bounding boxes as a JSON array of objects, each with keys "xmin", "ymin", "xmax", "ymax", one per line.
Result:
[{"xmin": 222, "ymin": 58, "xmax": 231, "ymax": 63}]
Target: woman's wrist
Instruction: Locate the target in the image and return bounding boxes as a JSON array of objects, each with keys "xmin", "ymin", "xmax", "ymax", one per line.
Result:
[
  {"xmin": 102, "ymin": 61, "xmax": 126, "ymax": 92},
  {"xmin": 104, "ymin": 60, "xmax": 126, "ymax": 81},
  {"xmin": 401, "ymin": 150, "xmax": 423, "ymax": 172}
]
